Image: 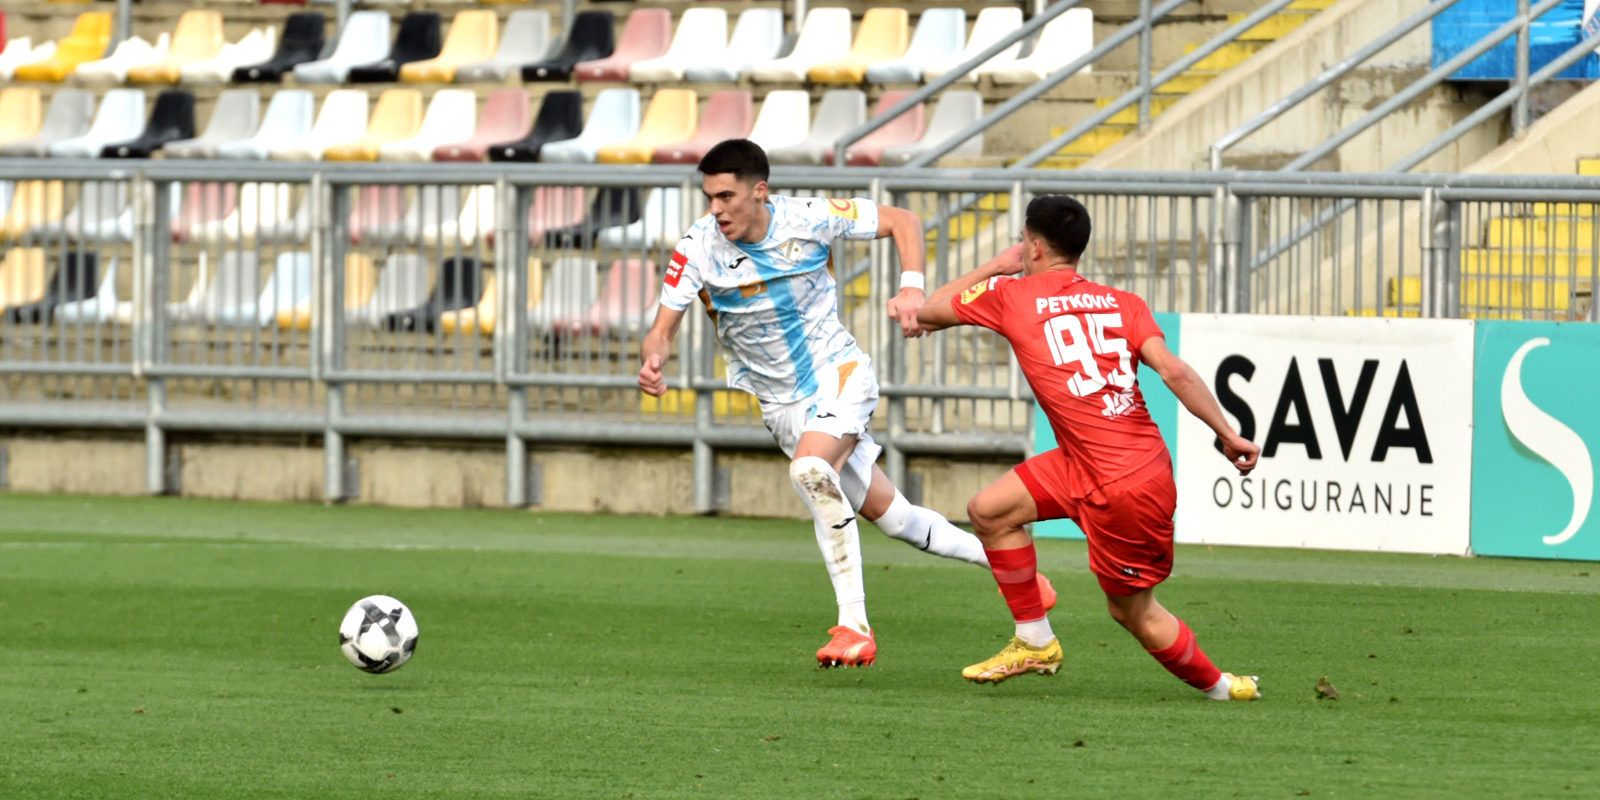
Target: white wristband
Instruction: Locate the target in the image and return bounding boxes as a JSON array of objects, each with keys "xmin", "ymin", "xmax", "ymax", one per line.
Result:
[{"xmin": 899, "ymin": 271, "xmax": 926, "ymax": 291}]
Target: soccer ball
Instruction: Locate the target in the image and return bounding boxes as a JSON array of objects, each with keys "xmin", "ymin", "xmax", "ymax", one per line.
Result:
[{"xmin": 338, "ymin": 595, "xmax": 419, "ymax": 674}]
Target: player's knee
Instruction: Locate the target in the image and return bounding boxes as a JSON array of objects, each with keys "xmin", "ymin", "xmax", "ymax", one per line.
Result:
[
  {"xmin": 1105, "ymin": 598, "xmax": 1134, "ymax": 628},
  {"xmin": 790, "ymin": 456, "xmax": 841, "ymax": 501},
  {"xmin": 966, "ymin": 492, "xmax": 1011, "ymax": 540}
]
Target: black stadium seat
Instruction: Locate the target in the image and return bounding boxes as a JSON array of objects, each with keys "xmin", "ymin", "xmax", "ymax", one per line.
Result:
[
  {"xmin": 234, "ymin": 13, "xmax": 325, "ymax": 83},
  {"xmin": 382, "ymin": 257, "xmax": 485, "ymax": 334},
  {"xmin": 521, "ymin": 10, "xmax": 614, "ymax": 82},
  {"xmin": 348, "ymin": 12, "xmax": 441, "ymax": 83},
  {"xmin": 487, "ymin": 90, "xmax": 584, "ymax": 163},
  {"xmin": 4, "ymin": 251, "xmax": 98, "ymax": 325},
  {"xmin": 102, "ymin": 90, "xmax": 194, "ymax": 158},
  {"xmin": 544, "ymin": 188, "xmax": 643, "ymax": 250}
]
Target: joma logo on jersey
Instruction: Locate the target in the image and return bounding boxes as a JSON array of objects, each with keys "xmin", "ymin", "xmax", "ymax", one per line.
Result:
[{"xmin": 1214, "ymin": 356, "xmax": 1431, "ymax": 464}]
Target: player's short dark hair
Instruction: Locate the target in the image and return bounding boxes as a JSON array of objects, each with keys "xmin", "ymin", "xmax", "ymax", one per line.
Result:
[
  {"xmin": 1024, "ymin": 195, "xmax": 1092, "ymax": 260},
  {"xmin": 698, "ymin": 139, "xmax": 770, "ymax": 185}
]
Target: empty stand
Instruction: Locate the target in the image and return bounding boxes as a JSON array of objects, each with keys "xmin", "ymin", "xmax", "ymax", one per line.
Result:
[
  {"xmin": 54, "ymin": 256, "xmax": 123, "ymax": 326},
  {"xmin": 768, "ymin": 89, "xmax": 864, "ymax": 166},
  {"xmin": 434, "ymin": 89, "xmax": 530, "ymax": 162},
  {"xmin": 229, "ymin": 251, "xmax": 313, "ymax": 328},
  {"xmin": 540, "ymin": 88, "xmax": 640, "ymax": 164},
  {"xmin": 348, "ymin": 184, "xmax": 407, "ymax": 246},
  {"xmin": 544, "ymin": 188, "xmax": 642, "ymax": 249},
  {"xmin": 383, "ymin": 256, "xmax": 485, "ymax": 333},
  {"xmin": 560, "ymin": 259, "xmax": 657, "ymax": 336},
  {"xmin": 127, "ymin": 10, "xmax": 225, "ymax": 85},
  {"xmin": 171, "ymin": 181, "xmax": 236, "ymax": 244},
  {"xmin": 749, "ymin": 8, "xmax": 851, "ymax": 83},
  {"xmin": 3, "ymin": 251, "xmax": 98, "ymax": 325},
  {"xmin": 168, "ymin": 250, "xmax": 261, "ymax": 325},
  {"xmin": 104, "ymin": 90, "xmax": 196, "ymax": 158},
  {"xmin": 528, "ymin": 256, "xmax": 598, "ymax": 334},
  {"xmin": 881, "ymin": 90, "xmax": 983, "ymax": 166},
  {"xmin": 165, "ymin": 89, "xmax": 260, "ymax": 159},
  {"xmin": 683, "ymin": 7, "xmax": 782, "ymax": 83},
  {"xmin": 0, "ymin": 247, "xmax": 47, "ymax": 308},
  {"xmin": 73, "ymin": 33, "xmax": 167, "ymax": 84},
  {"xmin": 379, "ymin": 89, "xmax": 475, "ymax": 161},
  {"xmin": 629, "ymin": 7, "xmax": 725, "ymax": 83},
  {"xmin": 277, "ymin": 254, "xmax": 377, "ymax": 331},
  {"xmin": 0, "ymin": 182, "xmax": 65, "ymax": 241},
  {"xmin": 182, "ymin": 26, "xmax": 276, "ymax": 85},
  {"xmin": 523, "ymin": 10, "xmax": 614, "ymax": 82},
  {"xmin": 49, "ymin": 89, "xmax": 143, "ymax": 158},
  {"xmin": 455, "ymin": 10, "xmax": 550, "ymax": 83},
  {"xmin": 0, "ymin": 91, "xmax": 91, "ymax": 159},
  {"xmin": 401, "ymin": 9, "xmax": 497, "ymax": 83},
  {"xmin": 575, "ymin": 8, "xmax": 670, "ymax": 83},
  {"xmin": 0, "ymin": 38, "xmax": 52, "ymax": 81},
  {"xmin": 235, "ymin": 12, "xmax": 323, "ymax": 83},
  {"xmin": 827, "ymin": 90, "xmax": 924, "ymax": 166},
  {"xmin": 923, "ymin": 7, "xmax": 1024, "ymax": 84},
  {"xmin": 216, "ymin": 89, "xmax": 313, "ymax": 160},
  {"xmin": 349, "ymin": 253, "xmax": 428, "ymax": 327},
  {"xmin": 597, "ymin": 88, "xmax": 696, "ymax": 164},
  {"xmin": 747, "ymin": 90, "xmax": 810, "ymax": 152},
  {"xmin": 654, "ymin": 89, "xmax": 751, "ymax": 164},
  {"xmin": 986, "ymin": 8, "xmax": 1093, "ymax": 83},
  {"xmin": 350, "ymin": 12, "xmax": 442, "ymax": 83},
  {"xmin": 271, "ymin": 89, "xmax": 369, "ymax": 161},
  {"xmin": 294, "ymin": 10, "xmax": 390, "ymax": 84},
  {"xmin": 867, "ymin": 8, "xmax": 965, "ymax": 84},
  {"xmin": 324, "ymin": 89, "xmax": 422, "ymax": 162},
  {"xmin": 487, "ymin": 90, "xmax": 582, "ymax": 162},
  {"xmin": 809, "ymin": 8, "xmax": 910, "ymax": 84},
  {"xmin": 14, "ymin": 12, "xmax": 111, "ymax": 82},
  {"xmin": 36, "ymin": 181, "xmax": 128, "ymax": 241},
  {"xmin": 0, "ymin": 88, "xmax": 42, "ymax": 147},
  {"xmin": 597, "ymin": 187, "xmax": 680, "ymax": 250}
]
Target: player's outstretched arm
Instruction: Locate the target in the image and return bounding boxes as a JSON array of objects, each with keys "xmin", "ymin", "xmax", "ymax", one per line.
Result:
[
  {"xmin": 638, "ymin": 304, "xmax": 687, "ymax": 397},
  {"xmin": 878, "ymin": 204, "xmax": 930, "ymax": 339},
  {"xmin": 916, "ymin": 244, "xmax": 1025, "ymax": 332},
  {"xmin": 1139, "ymin": 337, "xmax": 1260, "ymax": 475}
]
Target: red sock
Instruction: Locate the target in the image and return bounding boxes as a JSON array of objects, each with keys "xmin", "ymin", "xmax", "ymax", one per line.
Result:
[
  {"xmin": 1145, "ymin": 619, "xmax": 1223, "ymax": 690},
  {"xmin": 986, "ymin": 545, "xmax": 1045, "ymax": 623}
]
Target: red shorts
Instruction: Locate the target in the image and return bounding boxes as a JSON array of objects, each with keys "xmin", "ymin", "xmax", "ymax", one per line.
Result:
[{"xmin": 1015, "ymin": 450, "xmax": 1177, "ymax": 596}]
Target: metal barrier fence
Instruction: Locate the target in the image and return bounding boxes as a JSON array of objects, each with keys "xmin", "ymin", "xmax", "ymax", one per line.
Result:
[{"xmin": 0, "ymin": 162, "xmax": 1594, "ymax": 508}]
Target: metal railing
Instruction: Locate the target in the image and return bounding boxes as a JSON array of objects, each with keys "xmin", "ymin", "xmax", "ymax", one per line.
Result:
[{"xmin": 0, "ymin": 162, "xmax": 1594, "ymax": 510}]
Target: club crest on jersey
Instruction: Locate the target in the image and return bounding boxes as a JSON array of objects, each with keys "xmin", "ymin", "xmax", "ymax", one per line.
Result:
[
  {"xmin": 778, "ymin": 238, "xmax": 811, "ymax": 262},
  {"xmin": 828, "ymin": 198, "xmax": 858, "ymax": 220},
  {"xmin": 665, "ymin": 250, "xmax": 688, "ymax": 288}
]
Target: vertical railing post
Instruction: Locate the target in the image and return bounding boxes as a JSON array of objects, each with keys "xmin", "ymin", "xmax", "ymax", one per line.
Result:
[
  {"xmin": 1444, "ymin": 198, "xmax": 1463, "ymax": 319},
  {"xmin": 1421, "ymin": 188, "xmax": 1456, "ymax": 318},
  {"xmin": 1218, "ymin": 188, "xmax": 1249, "ymax": 313},
  {"xmin": 144, "ymin": 177, "xmax": 172, "ymax": 495},
  {"xmin": 1138, "ymin": 0, "xmax": 1153, "ymax": 130},
  {"xmin": 686, "ymin": 179, "xmax": 716, "ymax": 515},
  {"xmin": 323, "ymin": 180, "xmax": 349, "ymax": 503},
  {"xmin": 1515, "ymin": 0, "xmax": 1531, "ymax": 136},
  {"xmin": 503, "ymin": 179, "xmax": 530, "ymax": 508}
]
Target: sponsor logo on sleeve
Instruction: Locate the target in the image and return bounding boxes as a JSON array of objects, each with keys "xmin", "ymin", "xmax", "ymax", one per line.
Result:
[
  {"xmin": 664, "ymin": 250, "xmax": 688, "ymax": 288},
  {"xmin": 828, "ymin": 198, "xmax": 859, "ymax": 220}
]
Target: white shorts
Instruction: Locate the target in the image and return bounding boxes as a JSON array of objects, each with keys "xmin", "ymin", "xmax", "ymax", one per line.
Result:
[{"xmin": 759, "ymin": 354, "xmax": 883, "ymax": 510}]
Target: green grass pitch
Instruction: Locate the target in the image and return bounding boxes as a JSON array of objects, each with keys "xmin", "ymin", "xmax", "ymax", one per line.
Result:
[{"xmin": 1, "ymin": 494, "xmax": 1597, "ymax": 798}]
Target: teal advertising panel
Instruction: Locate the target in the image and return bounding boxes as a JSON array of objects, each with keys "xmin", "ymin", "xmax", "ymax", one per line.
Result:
[
  {"xmin": 1034, "ymin": 313, "xmax": 1181, "ymax": 539},
  {"xmin": 1472, "ymin": 321, "xmax": 1600, "ymax": 560}
]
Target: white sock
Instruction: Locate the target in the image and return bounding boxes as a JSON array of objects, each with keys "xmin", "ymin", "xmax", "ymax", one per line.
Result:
[
  {"xmin": 1204, "ymin": 675, "xmax": 1233, "ymax": 701},
  {"xmin": 1016, "ymin": 617, "xmax": 1055, "ymax": 648},
  {"xmin": 869, "ymin": 491, "xmax": 991, "ymax": 568},
  {"xmin": 790, "ymin": 457, "xmax": 869, "ymax": 634}
]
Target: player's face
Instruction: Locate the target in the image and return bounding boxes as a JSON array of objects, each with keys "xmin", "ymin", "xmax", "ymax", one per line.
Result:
[{"xmin": 702, "ymin": 173, "xmax": 768, "ymax": 242}]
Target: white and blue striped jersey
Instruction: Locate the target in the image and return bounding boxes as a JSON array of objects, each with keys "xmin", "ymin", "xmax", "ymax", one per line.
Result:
[{"xmin": 659, "ymin": 195, "xmax": 880, "ymax": 404}]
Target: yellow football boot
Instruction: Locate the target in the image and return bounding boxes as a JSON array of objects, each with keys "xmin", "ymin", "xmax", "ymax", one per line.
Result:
[
  {"xmin": 1222, "ymin": 673, "xmax": 1261, "ymax": 701},
  {"xmin": 961, "ymin": 636, "xmax": 1063, "ymax": 684}
]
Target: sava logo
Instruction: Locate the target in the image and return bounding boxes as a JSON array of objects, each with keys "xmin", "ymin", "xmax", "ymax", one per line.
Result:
[
  {"xmin": 1213, "ymin": 355, "xmax": 1431, "ymax": 463},
  {"xmin": 1503, "ymin": 338, "xmax": 1593, "ymax": 545}
]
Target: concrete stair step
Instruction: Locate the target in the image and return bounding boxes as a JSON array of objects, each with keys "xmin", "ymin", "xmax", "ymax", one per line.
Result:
[
  {"xmin": 1095, "ymin": 95, "xmax": 1183, "ymax": 124},
  {"xmin": 1483, "ymin": 217, "xmax": 1597, "ymax": 248},
  {"xmin": 1049, "ymin": 125, "xmax": 1131, "ymax": 156},
  {"xmin": 1462, "ymin": 249, "xmax": 1597, "ymax": 277},
  {"xmin": 1389, "ymin": 276, "xmax": 1575, "ymax": 311},
  {"xmin": 1578, "ymin": 158, "xmax": 1600, "ymax": 176},
  {"xmin": 1228, "ymin": 11, "xmax": 1316, "ymax": 41},
  {"xmin": 1183, "ymin": 41, "xmax": 1269, "ymax": 71},
  {"xmin": 1156, "ymin": 71, "xmax": 1222, "ymax": 94}
]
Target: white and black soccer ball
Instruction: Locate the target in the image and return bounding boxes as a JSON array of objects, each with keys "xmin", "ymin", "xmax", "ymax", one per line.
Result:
[{"xmin": 338, "ymin": 595, "xmax": 419, "ymax": 674}]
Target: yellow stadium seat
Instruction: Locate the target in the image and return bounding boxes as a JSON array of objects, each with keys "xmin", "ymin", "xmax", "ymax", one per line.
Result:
[
  {"xmin": 126, "ymin": 10, "xmax": 224, "ymax": 85},
  {"xmin": 13, "ymin": 12, "xmax": 112, "ymax": 82},
  {"xmin": 596, "ymin": 89, "xmax": 697, "ymax": 165},
  {"xmin": 0, "ymin": 248, "xmax": 48, "ymax": 308},
  {"xmin": 807, "ymin": 8, "xmax": 909, "ymax": 84},
  {"xmin": 0, "ymin": 88, "xmax": 44, "ymax": 145},
  {"xmin": 400, "ymin": 10, "xmax": 499, "ymax": 84},
  {"xmin": 440, "ymin": 258, "xmax": 545, "ymax": 336},
  {"xmin": 1388, "ymin": 276, "xmax": 1571, "ymax": 311},
  {"xmin": 323, "ymin": 90, "xmax": 424, "ymax": 162},
  {"xmin": 276, "ymin": 254, "xmax": 378, "ymax": 331},
  {"xmin": 1, "ymin": 181, "xmax": 65, "ymax": 241}
]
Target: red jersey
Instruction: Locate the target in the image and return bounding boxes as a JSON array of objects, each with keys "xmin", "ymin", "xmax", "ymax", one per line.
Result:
[{"xmin": 953, "ymin": 270, "xmax": 1169, "ymax": 495}]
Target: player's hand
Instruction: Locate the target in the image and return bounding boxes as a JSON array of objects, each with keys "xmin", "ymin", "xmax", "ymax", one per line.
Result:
[
  {"xmin": 887, "ymin": 287, "xmax": 926, "ymax": 339},
  {"xmin": 990, "ymin": 243, "xmax": 1026, "ymax": 276},
  {"xmin": 1222, "ymin": 435, "xmax": 1260, "ymax": 476},
  {"xmin": 638, "ymin": 354, "xmax": 667, "ymax": 396}
]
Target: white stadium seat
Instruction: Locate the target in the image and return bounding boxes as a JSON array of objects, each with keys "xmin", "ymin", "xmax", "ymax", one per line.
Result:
[
  {"xmin": 985, "ymin": 8, "xmax": 1094, "ymax": 84},
  {"xmin": 540, "ymin": 88, "xmax": 640, "ymax": 164},
  {"xmin": 922, "ymin": 7, "xmax": 1025, "ymax": 84},
  {"xmin": 748, "ymin": 8, "xmax": 852, "ymax": 84},
  {"xmin": 630, "ymin": 8, "xmax": 726, "ymax": 83},
  {"xmin": 867, "ymin": 9, "xmax": 965, "ymax": 84}
]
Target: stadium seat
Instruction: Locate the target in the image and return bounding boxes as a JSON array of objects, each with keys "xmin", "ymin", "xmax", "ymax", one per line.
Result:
[
  {"xmin": 522, "ymin": 10, "xmax": 614, "ymax": 82},
  {"xmin": 271, "ymin": 90, "xmax": 369, "ymax": 161},
  {"xmin": 4, "ymin": 251, "xmax": 99, "ymax": 324},
  {"xmin": 383, "ymin": 257, "xmax": 485, "ymax": 334},
  {"xmin": 597, "ymin": 89, "xmax": 696, "ymax": 165},
  {"xmin": 324, "ymin": 89, "xmax": 422, "ymax": 162},
  {"xmin": 0, "ymin": 38, "xmax": 52, "ymax": 81},
  {"xmin": 809, "ymin": 8, "xmax": 909, "ymax": 84},
  {"xmin": 824, "ymin": 90, "xmax": 922, "ymax": 166},
  {"xmin": 561, "ymin": 259, "xmax": 657, "ymax": 336},
  {"xmin": 436, "ymin": 269, "xmax": 497, "ymax": 336},
  {"xmin": 126, "ymin": 10, "xmax": 225, "ymax": 85},
  {"xmin": 402, "ymin": 184, "xmax": 469, "ymax": 246},
  {"xmin": 0, "ymin": 88, "xmax": 43, "ymax": 146},
  {"xmin": 192, "ymin": 181, "xmax": 306, "ymax": 244},
  {"xmin": 455, "ymin": 10, "xmax": 550, "ymax": 83},
  {"xmin": 440, "ymin": 184, "xmax": 496, "ymax": 246},
  {"xmin": 747, "ymin": 90, "xmax": 810, "ymax": 152},
  {"xmin": 218, "ymin": 251, "xmax": 313, "ymax": 327},
  {"xmin": 867, "ymin": 8, "xmax": 965, "ymax": 83},
  {"xmin": 985, "ymin": 8, "xmax": 1093, "ymax": 83},
  {"xmin": 103, "ymin": 90, "xmax": 196, "ymax": 158},
  {"xmin": 768, "ymin": 89, "xmax": 864, "ymax": 166},
  {"xmin": 540, "ymin": 88, "xmax": 640, "ymax": 164},
  {"xmin": 14, "ymin": 12, "xmax": 111, "ymax": 82},
  {"xmin": 349, "ymin": 12, "xmax": 442, "ymax": 83},
  {"xmin": 348, "ymin": 253, "xmax": 428, "ymax": 327},
  {"xmin": 276, "ymin": 253, "xmax": 377, "ymax": 331},
  {"xmin": 401, "ymin": 10, "xmax": 497, "ymax": 83},
  {"xmin": 0, "ymin": 90, "xmax": 93, "ymax": 158},
  {"xmin": 434, "ymin": 89, "xmax": 530, "ymax": 162},
  {"xmin": 923, "ymin": 7, "xmax": 1024, "ymax": 84},
  {"xmin": 72, "ymin": 33, "xmax": 167, "ymax": 84},
  {"xmin": 378, "ymin": 89, "xmax": 475, "ymax": 162},
  {"xmin": 169, "ymin": 250, "xmax": 261, "ymax": 325},
  {"xmin": 486, "ymin": 90, "xmax": 583, "ymax": 162},
  {"xmin": 34, "ymin": 180, "xmax": 129, "ymax": 241},
  {"xmin": 575, "ymin": 9, "xmax": 671, "ymax": 83},
  {"xmin": 294, "ymin": 11, "xmax": 390, "ymax": 84},
  {"xmin": 597, "ymin": 187, "xmax": 681, "ymax": 250},
  {"xmin": 48, "ymin": 89, "xmax": 143, "ymax": 158},
  {"xmin": 171, "ymin": 181, "xmax": 236, "ymax": 244},
  {"xmin": 653, "ymin": 89, "xmax": 751, "ymax": 164},
  {"xmin": 348, "ymin": 184, "xmax": 408, "ymax": 245},
  {"xmin": 528, "ymin": 256, "xmax": 598, "ymax": 333},
  {"xmin": 216, "ymin": 90, "xmax": 313, "ymax": 160},
  {"xmin": 545, "ymin": 188, "xmax": 642, "ymax": 249},
  {"xmin": 181, "ymin": 26, "xmax": 276, "ymax": 84},
  {"xmin": 0, "ymin": 247, "xmax": 48, "ymax": 307},
  {"xmin": 629, "ymin": 7, "xmax": 725, "ymax": 83},
  {"xmin": 749, "ymin": 8, "xmax": 851, "ymax": 83},
  {"xmin": 165, "ymin": 90, "xmax": 260, "ymax": 159},
  {"xmin": 54, "ymin": 256, "xmax": 123, "ymax": 326},
  {"xmin": 0, "ymin": 182, "xmax": 64, "ymax": 241},
  {"xmin": 881, "ymin": 89, "xmax": 983, "ymax": 166},
  {"xmin": 235, "ymin": 12, "xmax": 323, "ymax": 82},
  {"xmin": 683, "ymin": 8, "xmax": 782, "ymax": 83}
]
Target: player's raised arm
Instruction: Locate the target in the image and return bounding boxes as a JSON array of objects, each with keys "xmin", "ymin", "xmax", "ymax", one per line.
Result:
[
  {"xmin": 915, "ymin": 244, "xmax": 1025, "ymax": 332},
  {"xmin": 1139, "ymin": 336, "xmax": 1260, "ymax": 476},
  {"xmin": 877, "ymin": 205, "xmax": 931, "ymax": 339}
]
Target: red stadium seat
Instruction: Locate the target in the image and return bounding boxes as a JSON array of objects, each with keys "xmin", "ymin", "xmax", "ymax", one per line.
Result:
[
  {"xmin": 172, "ymin": 182, "xmax": 237, "ymax": 245},
  {"xmin": 653, "ymin": 89, "xmax": 752, "ymax": 165},
  {"xmin": 574, "ymin": 9, "xmax": 670, "ymax": 83},
  {"xmin": 348, "ymin": 185, "xmax": 407, "ymax": 246},
  {"xmin": 823, "ymin": 90, "xmax": 925, "ymax": 167},
  {"xmin": 557, "ymin": 259, "xmax": 658, "ymax": 337},
  {"xmin": 432, "ymin": 89, "xmax": 530, "ymax": 162}
]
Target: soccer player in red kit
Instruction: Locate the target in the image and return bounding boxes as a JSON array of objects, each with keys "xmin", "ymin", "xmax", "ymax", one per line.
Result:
[{"xmin": 913, "ymin": 195, "xmax": 1263, "ymax": 700}]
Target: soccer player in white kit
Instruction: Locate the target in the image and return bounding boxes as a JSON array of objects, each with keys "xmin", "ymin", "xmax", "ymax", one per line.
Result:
[{"xmin": 637, "ymin": 140, "xmax": 1054, "ymax": 668}]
